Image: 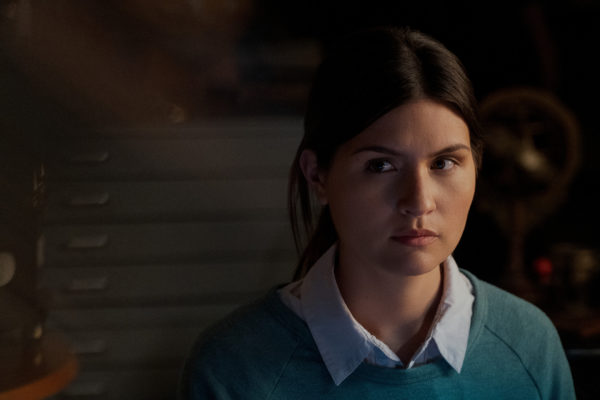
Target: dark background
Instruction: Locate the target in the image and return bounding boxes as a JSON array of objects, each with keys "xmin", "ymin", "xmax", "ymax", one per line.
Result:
[{"xmin": 2, "ymin": 0, "xmax": 599, "ymax": 398}]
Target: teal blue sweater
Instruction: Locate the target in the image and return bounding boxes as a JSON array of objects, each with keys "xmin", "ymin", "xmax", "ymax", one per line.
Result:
[{"xmin": 179, "ymin": 271, "xmax": 575, "ymax": 399}]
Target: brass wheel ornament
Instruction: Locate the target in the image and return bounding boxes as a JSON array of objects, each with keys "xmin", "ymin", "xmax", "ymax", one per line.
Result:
[{"xmin": 477, "ymin": 87, "xmax": 581, "ymax": 298}]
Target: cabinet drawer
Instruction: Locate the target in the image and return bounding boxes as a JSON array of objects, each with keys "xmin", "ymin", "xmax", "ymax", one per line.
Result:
[
  {"xmin": 45, "ymin": 137, "xmax": 300, "ymax": 180},
  {"xmin": 44, "ymin": 179, "xmax": 287, "ymax": 223},
  {"xmin": 46, "ymin": 304, "xmax": 242, "ymax": 330},
  {"xmin": 39, "ymin": 261, "xmax": 293, "ymax": 306},
  {"xmin": 57, "ymin": 326, "xmax": 202, "ymax": 368},
  {"xmin": 42, "ymin": 221, "xmax": 295, "ymax": 267},
  {"xmin": 58, "ymin": 117, "xmax": 303, "ymax": 139},
  {"xmin": 56, "ymin": 367, "xmax": 181, "ymax": 400}
]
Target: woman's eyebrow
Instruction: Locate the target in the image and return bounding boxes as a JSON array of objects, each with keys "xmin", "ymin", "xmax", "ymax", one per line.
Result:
[
  {"xmin": 352, "ymin": 144, "xmax": 471, "ymax": 156},
  {"xmin": 429, "ymin": 144, "xmax": 471, "ymax": 157},
  {"xmin": 351, "ymin": 145, "xmax": 401, "ymax": 155}
]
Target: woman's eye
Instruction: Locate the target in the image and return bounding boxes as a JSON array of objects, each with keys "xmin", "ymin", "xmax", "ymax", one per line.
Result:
[
  {"xmin": 366, "ymin": 159, "xmax": 394, "ymax": 173},
  {"xmin": 431, "ymin": 158, "xmax": 456, "ymax": 170}
]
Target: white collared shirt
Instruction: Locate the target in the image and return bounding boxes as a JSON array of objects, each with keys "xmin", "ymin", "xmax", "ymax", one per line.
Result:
[{"xmin": 279, "ymin": 244, "xmax": 474, "ymax": 386}]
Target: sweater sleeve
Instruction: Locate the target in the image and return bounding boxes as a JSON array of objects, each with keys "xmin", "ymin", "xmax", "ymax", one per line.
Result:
[
  {"xmin": 528, "ymin": 313, "xmax": 575, "ymax": 400},
  {"xmin": 178, "ymin": 292, "xmax": 305, "ymax": 400},
  {"xmin": 481, "ymin": 281, "xmax": 576, "ymax": 400},
  {"xmin": 177, "ymin": 312, "xmax": 280, "ymax": 400},
  {"xmin": 178, "ymin": 350, "xmax": 257, "ymax": 400},
  {"xmin": 178, "ymin": 360, "xmax": 231, "ymax": 400}
]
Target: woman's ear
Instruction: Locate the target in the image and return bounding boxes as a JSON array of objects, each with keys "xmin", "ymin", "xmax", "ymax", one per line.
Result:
[{"xmin": 299, "ymin": 149, "xmax": 328, "ymax": 205}]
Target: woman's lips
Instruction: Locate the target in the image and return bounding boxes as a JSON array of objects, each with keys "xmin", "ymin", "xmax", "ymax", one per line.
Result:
[{"xmin": 391, "ymin": 229, "xmax": 439, "ymax": 246}]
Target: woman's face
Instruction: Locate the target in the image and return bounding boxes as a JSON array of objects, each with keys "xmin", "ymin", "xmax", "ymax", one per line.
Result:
[{"xmin": 315, "ymin": 100, "xmax": 476, "ymax": 276}]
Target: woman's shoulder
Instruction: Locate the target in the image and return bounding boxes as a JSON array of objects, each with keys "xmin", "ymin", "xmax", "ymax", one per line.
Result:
[
  {"xmin": 462, "ymin": 269, "xmax": 567, "ymax": 362},
  {"xmin": 179, "ymin": 287, "xmax": 311, "ymax": 398},
  {"xmin": 465, "ymin": 271, "xmax": 556, "ymax": 333},
  {"xmin": 463, "ymin": 270, "xmax": 575, "ymax": 398},
  {"xmin": 189, "ymin": 287, "xmax": 308, "ymax": 360}
]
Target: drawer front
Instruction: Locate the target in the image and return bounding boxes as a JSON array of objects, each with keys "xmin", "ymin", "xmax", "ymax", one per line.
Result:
[
  {"xmin": 46, "ymin": 304, "xmax": 242, "ymax": 330},
  {"xmin": 44, "ymin": 179, "xmax": 287, "ymax": 223},
  {"xmin": 55, "ymin": 368, "xmax": 181, "ymax": 400},
  {"xmin": 45, "ymin": 137, "xmax": 300, "ymax": 180},
  {"xmin": 42, "ymin": 221, "xmax": 295, "ymax": 267},
  {"xmin": 39, "ymin": 261, "xmax": 293, "ymax": 306},
  {"xmin": 59, "ymin": 326, "xmax": 202, "ymax": 367},
  {"xmin": 57, "ymin": 117, "xmax": 303, "ymax": 139}
]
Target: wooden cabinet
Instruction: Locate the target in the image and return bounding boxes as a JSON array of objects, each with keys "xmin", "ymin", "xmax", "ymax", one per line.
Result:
[{"xmin": 40, "ymin": 118, "xmax": 301, "ymax": 399}]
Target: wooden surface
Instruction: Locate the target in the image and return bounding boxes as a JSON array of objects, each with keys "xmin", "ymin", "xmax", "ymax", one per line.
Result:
[{"xmin": 0, "ymin": 332, "xmax": 78, "ymax": 400}]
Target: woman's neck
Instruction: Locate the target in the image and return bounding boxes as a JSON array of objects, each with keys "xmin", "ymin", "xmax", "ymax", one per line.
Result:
[{"xmin": 335, "ymin": 251, "xmax": 444, "ymax": 364}]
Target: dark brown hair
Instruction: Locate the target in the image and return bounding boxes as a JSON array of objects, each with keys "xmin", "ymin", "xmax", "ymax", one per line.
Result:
[{"xmin": 288, "ymin": 26, "xmax": 483, "ymax": 279}]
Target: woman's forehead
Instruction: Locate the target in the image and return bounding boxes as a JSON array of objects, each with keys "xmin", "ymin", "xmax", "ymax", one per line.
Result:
[{"xmin": 342, "ymin": 100, "xmax": 470, "ymax": 153}]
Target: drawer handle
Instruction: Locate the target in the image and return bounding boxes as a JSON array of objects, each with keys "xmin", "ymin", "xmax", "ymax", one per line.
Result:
[
  {"xmin": 72, "ymin": 339, "xmax": 108, "ymax": 355},
  {"xmin": 68, "ymin": 151, "xmax": 110, "ymax": 164},
  {"xmin": 67, "ymin": 276, "xmax": 108, "ymax": 292},
  {"xmin": 66, "ymin": 235, "xmax": 109, "ymax": 249},
  {"xmin": 66, "ymin": 192, "xmax": 110, "ymax": 207}
]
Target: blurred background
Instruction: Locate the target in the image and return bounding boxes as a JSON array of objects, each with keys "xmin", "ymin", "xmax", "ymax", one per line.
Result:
[{"xmin": 1, "ymin": 0, "xmax": 599, "ymax": 398}]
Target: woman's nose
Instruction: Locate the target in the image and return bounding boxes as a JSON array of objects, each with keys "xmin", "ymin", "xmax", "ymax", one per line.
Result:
[{"xmin": 398, "ymin": 169, "xmax": 436, "ymax": 217}]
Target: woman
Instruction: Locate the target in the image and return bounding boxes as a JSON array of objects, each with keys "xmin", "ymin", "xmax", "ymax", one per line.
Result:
[{"xmin": 179, "ymin": 27, "xmax": 575, "ymax": 399}]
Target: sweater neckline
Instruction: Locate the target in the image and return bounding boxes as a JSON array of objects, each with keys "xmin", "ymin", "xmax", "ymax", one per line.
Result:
[{"xmin": 262, "ymin": 269, "xmax": 488, "ymax": 384}]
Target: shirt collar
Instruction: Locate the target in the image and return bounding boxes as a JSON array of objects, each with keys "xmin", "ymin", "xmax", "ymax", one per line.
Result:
[
  {"xmin": 429, "ymin": 256, "xmax": 473, "ymax": 373},
  {"xmin": 300, "ymin": 245, "xmax": 371, "ymax": 385},
  {"xmin": 300, "ymin": 244, "xmax": 473, "ymax": 385}
]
